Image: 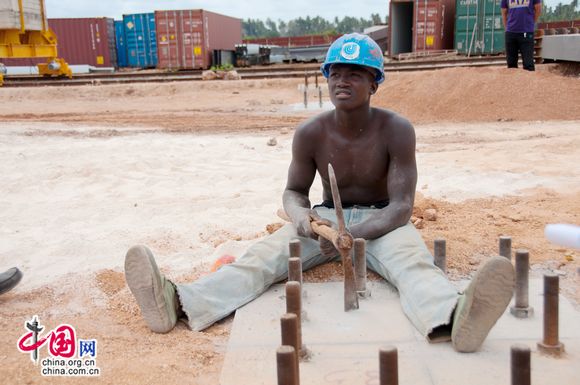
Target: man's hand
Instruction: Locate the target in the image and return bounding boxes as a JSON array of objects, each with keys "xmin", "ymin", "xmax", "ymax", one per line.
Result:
[
  {"xmin": 292, "ymin": 208, "xmax": 322, "ymax": 239},
  {"xmin": 319, "ymin": 235, "xmax": 339, "ymax": 258}
]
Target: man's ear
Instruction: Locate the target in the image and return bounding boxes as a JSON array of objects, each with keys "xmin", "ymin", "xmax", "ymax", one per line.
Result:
[{"xmin": 370, "ymin": 83, "xmax": 378, "ymax": 95}]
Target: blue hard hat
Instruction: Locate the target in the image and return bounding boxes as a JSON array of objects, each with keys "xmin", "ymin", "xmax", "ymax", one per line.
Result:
[{"xmin": 321, "ymin": 33, "xmax": 385, "ymax": 84}]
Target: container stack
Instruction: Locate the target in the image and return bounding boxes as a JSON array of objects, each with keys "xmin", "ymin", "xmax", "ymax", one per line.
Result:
[
  {"xmin": 155, "ymin": 10, "xmax": 241, "ymax": 70},
  {"xmin": 122, "ymin": 13, "xmax": 158, "ymax": 68},
  {"xmin": 455, "ymin": 0, "xmax": 505, "ymax": 55}
]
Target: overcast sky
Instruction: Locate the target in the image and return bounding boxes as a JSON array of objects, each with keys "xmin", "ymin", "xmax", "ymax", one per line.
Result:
[
  {"xmin": 45, "ymin": 0, "xmax": 567, "ymax": 22},
  {"xmin": 45, "ymin": 1, "xmax": 390, "ymax": 22}
]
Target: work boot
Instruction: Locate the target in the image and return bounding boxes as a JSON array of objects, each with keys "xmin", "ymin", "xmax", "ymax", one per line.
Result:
[
  {"xmin": 0, "ymin": 267, "xmax": 23, "ymax": 295},
  {"xmin": 125, "ymin": 245, "xmax": 180, "ymax": 333},
  {"xmin": 451, "ymin": 256, "xmax": 515, "ymax": 352}
]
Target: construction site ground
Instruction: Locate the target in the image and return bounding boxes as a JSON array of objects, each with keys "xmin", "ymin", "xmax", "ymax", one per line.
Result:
[{"xmin": 0, "ymin": 64, "xmax": 579, "ymax": 384}]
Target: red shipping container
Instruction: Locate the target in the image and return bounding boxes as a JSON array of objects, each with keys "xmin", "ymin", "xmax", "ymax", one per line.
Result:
[
  {"xmin": 155, "ymin": 9, "xmax": 241, "ymax": 69},
  {"xmin": 388, "ymin": 0, "xmax": 455, "ymax": 58},
  {"xmin": 3, "ymin": 17, "xmax": 116, "ymax": 67}
]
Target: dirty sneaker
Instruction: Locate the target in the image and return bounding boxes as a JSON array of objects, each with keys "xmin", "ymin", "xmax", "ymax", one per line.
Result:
[
  {"xmin": 0, "ymin": 267, "xmax": 23, "ymax": 295},
  {"xmin": 125, "ymin": 245, "xmax": 179, "ymax": 333},
  {"xmin": 451, "ymin": 256, "xmax": 515, "ymax": 353}
]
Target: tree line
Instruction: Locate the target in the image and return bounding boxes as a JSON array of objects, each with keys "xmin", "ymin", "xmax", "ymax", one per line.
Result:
[
  {"xmin": 538, "ymin": 0, "xmax": 580, "ymax": 23},
  {"xmin": 243, "ymin": 14, "xmax": 386, "ymax": 39},
  {"xmin": 242, "ymin": 1, "xmax": 579, "ymax": 39}
]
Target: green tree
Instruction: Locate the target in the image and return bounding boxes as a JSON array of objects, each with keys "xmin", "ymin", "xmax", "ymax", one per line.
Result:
[{"xmin": 242, "ymin": 14, "xmax": 388, "ymax": 39}]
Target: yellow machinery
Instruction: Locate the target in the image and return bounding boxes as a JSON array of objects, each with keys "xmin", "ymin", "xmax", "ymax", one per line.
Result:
[{"xmin": 0, "ymin": 0, "xmax": 71, "ymax": 85}]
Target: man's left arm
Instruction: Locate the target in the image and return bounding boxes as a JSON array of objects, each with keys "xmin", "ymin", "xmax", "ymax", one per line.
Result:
[
  {"xmin": 349, "ymin": 118, "xmax": 417, "ymax": 240},
  {"xmin": 534, "ymin": 0, "xmax": 542, "ymax": 23}
]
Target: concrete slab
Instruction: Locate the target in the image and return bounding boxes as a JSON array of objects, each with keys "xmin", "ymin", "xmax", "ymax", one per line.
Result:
[{"xmin": 219, "ymin": 279, "xmax": 580, "ymax": 385}]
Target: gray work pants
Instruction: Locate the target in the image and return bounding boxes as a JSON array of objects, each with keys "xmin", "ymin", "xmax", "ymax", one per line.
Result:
[{"xmin": 176, "ymin": 206, "xmax": 459, "ymax": 337}]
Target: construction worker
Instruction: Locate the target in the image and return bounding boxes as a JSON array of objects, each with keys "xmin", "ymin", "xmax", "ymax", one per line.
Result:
[
  {"xmin": 0, "ymin": 267, "xmax": 23, "ymax": 295},
  {"xmin": 125, "ymin": 33, "xmax": 515, "ymax": 352},
  {"xmin": 501, "ymin": 0, "xmax": 542, "ymax": 71}
]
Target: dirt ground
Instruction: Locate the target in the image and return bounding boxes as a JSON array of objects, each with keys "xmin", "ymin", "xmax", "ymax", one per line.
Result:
[{"xmin": 0, "ymin": 64, "xmax": 579, "ymax": 384}]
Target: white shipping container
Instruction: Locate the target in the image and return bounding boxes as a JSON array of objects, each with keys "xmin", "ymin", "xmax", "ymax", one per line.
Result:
[{"xmin": 0, "ymin": 0, "xmax": 45, "ymax": 31}]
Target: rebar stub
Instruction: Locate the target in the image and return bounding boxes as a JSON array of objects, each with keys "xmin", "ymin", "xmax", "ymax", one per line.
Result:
[
  {"xmin": 537, "ymin": 341, "xmax": 565, "ymax": 356},
  {"xmin": 510, "ymin": 306, "xmax": 534, "ymax": 318}
]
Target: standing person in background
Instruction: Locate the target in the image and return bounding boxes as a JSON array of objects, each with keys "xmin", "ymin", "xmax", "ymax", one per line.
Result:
[{"xmin": 501, "ymin": 0, "xmax": 542, "ymax": 71}]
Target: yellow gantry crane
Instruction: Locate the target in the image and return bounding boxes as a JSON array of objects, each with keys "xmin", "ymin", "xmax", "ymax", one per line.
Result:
[{"xmin": 0, "ymin": 0, "xmax": 71, "ymax": 85}]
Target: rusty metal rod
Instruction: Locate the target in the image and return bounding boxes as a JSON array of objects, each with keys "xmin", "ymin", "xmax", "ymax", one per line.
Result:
[
  {"xmin": 511, "ymin": 344, "xmax": 531, "ymax": 385},
  {"xmin": 318, "ymin": 86, "xmax": 322, "ymax": 108},
  {"xmin": 379, "ymin": 346, "xmax": 398, "ymax": 385},
  {"xmin": 514, "ymin": 250, "xmax": 530, "ymax": 308},
  {"xmin": 499, "ymin": 236, "xmax": 512, "ymax": 260},
  {"xmin": 543, "ymin": 273, "xmax": 559, "ymax": 345},
  {"xmin": 315, "ymin": 72, "xmax": 318, "ymax": 88},
  {"xmin": 277, "ymin": 345, "xmax": 299, "ymax": 385},
  {"xmin": 537, "ymin": 273, "xmax": 565, "ymax": 355},
  {"xmin": 511, "ymin": 250, "xmax": 533, "ymax": 318},
  {"xmin": 281, "ymin": 313, "xmax": 300, "ymax": 367},
  {"xmin": 354, "ymin": 238, "xmax": 367, "ymax": 293},
  {"xmin": 289, "ymin": 239, "xmax": 301, "ymax": 259},
  {"xmin": 434, "ymin": 238, "xmax": 446, "ymax": 273},
  {"xmin": 288, "ymin": 257, "xmax": 302, "ymax": 285},
  {"xmin": 286, "ymin": 281, "xmax": 302, "ymax": 351}
]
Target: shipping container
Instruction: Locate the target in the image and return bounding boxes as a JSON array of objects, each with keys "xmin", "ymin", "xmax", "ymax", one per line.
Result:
[
  {"xmin": 115, "ymin": 20, "xmax": 128, "ymax": 67},
  {"xmin": 244, "ymin": 34, "xmax": 341, "ymax": 47},
  {"xmin": 388, "ymin": 0, "xmax": 456, "ymax": 58},
  {"xmin": 455, "ymin": 0, "xmax": 504, "ymax": 55},
  {"xmin": 0, "ymin": 0, "xmax": 45, "ymax": 31},
  {"xmin": 3, "ymin": 17, "xmax": 117, "ymax": 67},
  {"xmin": 155, "ymin": 9, "xmax": 242, "ymax": 70},
  {"xmin": 123, "ymin": 13, "xmax": 157, "ymax": 68}
]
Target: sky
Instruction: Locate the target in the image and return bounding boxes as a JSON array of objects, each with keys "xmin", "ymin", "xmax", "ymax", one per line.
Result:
[
  {"xmin": 45, "ymin": 1, "xmax": 391, "ymax": 22},
  {"xmin": 45, "ymin": 0, "xmax": 567, "ymax": 22}
]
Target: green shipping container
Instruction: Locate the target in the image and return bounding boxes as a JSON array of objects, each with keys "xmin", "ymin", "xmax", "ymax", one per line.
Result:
[{"xmin": 455, "ymin": 0, "xmax": 505, "ymax": 54}]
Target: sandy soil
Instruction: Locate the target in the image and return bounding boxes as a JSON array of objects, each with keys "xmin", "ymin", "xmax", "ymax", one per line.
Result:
[{"xmin": 0, "ymin": 65, "xmax": 579, "ymax": 384}]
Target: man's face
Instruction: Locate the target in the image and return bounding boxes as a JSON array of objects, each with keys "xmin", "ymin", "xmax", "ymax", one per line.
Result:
[{"xmin": 327, "ymin": 63, "xmax": 378, "ymax": 110}]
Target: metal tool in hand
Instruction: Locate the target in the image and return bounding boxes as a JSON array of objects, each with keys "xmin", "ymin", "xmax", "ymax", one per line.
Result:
[{"xmin": 327, "ymin": 163, "xmax": 359, "ymax": 311}]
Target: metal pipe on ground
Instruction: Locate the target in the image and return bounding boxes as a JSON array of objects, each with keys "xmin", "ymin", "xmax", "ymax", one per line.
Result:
[
  {"xmin": 289, "ymin": 240, "xmax": 302, "ymax": 285},
  {"xmin": 288, "ymin": 258, "xmax": 302, "ymax": 285},
  {"xmin": 510, "ymin": 250, "xmax": 534, "ymax": 318},
  {"xmin": 434, "ymin": 238, "xmax": 446, "ymax": 273},
  {"xmin": 537, "ymin": 273, "xmax": 565, "ymax": 356},
  {"xmin": 289, "ymin": 239, "xmax": 301, "ymax": 260},
  {"xmin": 280, "ymin": 313, "xmax": 300, "ymax": 377},
  {"xmin": 379, "ymin": 346, "xmax": 398, "ymax": 385},
  {"xmin": 511, "ymin": 344, "xmax": 531, "ymax": 385},
  {"xmin": 277, "ymin": 345, "xmax": 299, "ymax": 385},
  {"xmin": 286, "ymin": 281, "xmax": 303, "ymax": 353},
  {"xmin": 354, "ymin": 238, "xmax": 367, "ymax": 295},
  {"xmin": 499, "ymin": 236, "xmax": 512, "ymax": 260}
]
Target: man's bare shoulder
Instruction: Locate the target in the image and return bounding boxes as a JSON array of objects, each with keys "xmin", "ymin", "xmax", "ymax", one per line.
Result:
[
  {"xmin": 293, "ymin": 110, "xmax": 333, "ymax": 142},
  {"xmin": 372, "ymin": 107, "xmax": 414, "ymax": 133},
  {"xmin": 296, "ymin": 111, "xmax": 332, "ymax": 135},
  {"xmin": 372, "ymin": 107, "xmax": 416, "ymax": 151}
]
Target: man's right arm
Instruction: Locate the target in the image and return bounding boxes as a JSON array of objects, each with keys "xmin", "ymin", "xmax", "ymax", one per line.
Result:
[
  {"xmin": 283, "ymin": 124, "xmax": 318, "ymax": 238},
  {"xmin": 500, "ymin": 0, "xmax": 508, "ymax": 28}
]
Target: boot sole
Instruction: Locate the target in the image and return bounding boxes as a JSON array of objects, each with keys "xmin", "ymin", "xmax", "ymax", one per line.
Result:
[
  {"xmin": 0, "ymin": 267, "xmax": 23, "ymax": 295},
  {"xmin": 125, "ymin": 245, "xmax": 174, "ymax": 333},
  {"xmin": 452, "ymin": 256, "xmax": 515, "ymax": 352}
]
